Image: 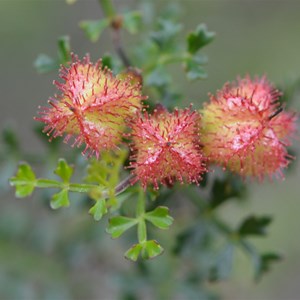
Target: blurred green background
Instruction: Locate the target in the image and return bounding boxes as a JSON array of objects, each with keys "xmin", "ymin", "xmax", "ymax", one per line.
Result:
[{"xmin": 0, "ymin": 0, "xmax": 299, "ymax": 299}]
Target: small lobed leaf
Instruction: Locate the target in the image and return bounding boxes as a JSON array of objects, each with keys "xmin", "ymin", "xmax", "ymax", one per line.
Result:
[
  {"xmin": 124, "ymin": 243, "xmax": 143, "ymax": 262},
  {"xmin": 238, "ymin": 215, "xmax": 272, "ymax": 237},
  {"xmin": 2, "ymin": 126, "xmax": 20, "ymax": 153},
  {"xmin": 209, "ymin": 243, "xmax": 235, "ymax": 281},
  {"xmin": 125, "ymin": 240, "xmax": 164, "ymax": 261},
  {"xmin": 150, "ymin": 19, "xmax": 182, "ymax": 49},
  {"xmin": 187, "ymin": 23, "xmax": 215, "ymax": 54},
  {"xmin": 210, "ymin": 176, "xmax": 246, "ymax": 209},
  {"xmin": 101, "ymin": 54, "xmax": 113, "ymax": 69},
  {"xmin": 89, "ymin": 199, "xmax": 107, "ymax": 221},
  {"xmin": 255, "ymin": 252, "xmax": 282, "ymax": 281},
  {"xmin": 80, "ymin": 19, "xmax": 109, "ymax": 43},
  {"xmin": 106, "ymin": 216, "xmax": 138, "ymax": 239},
  {"xmin": 9, "ymin": 163, "xmax": 36, "ymax": 198},
  {"xmin": 145, "ymin": 206, "xmax": 174, "ymax": 230},
  {"xmin": 54, "ymin": 159, "xmax": 73, "ymax": 183},
  {"xmin": 146, "ymin": 66, "xmax": 171, "ymax": 87},
  {"xmin": 50, "ymin": 189, "xmax": 70, "ymax": 209},
  {"xmin": 123, "ymin": 11, "xmax": 143, "ymax": 34},
  {"xmin": 141, "ymin": 240, "xmax": 164, "ymax": 260},
  {"xmin": 57, "ymin": 36, "xmax": 71, "ymax": 64},
  {"xmin": 185, "ymin": 60, "xmax": 207, "ymax": 81},
  {"xmin": 34, "ymin": 54, "xmax": 58, "ymax": 74}
]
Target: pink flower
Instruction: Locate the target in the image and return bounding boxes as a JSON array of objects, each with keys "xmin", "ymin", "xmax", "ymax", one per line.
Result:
[
  {"xmin": 200, "ymin": 76, "xmax": 297, "ymax": 180},
  {"xmin": 36, "ymin": 54, "xmax": 145, "ymax": 157},
  {"xmin": 129, "ymin": 105, "xmax": 207, "ymax": 189}
]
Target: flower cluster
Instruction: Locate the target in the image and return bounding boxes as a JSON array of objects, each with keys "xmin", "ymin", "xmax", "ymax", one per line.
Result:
[
  {"xmin": 36, "ymin": 55, "xmax": 297, "ymax": 187},
  {"xmin": 200, "ymin": 76, "xmax": 297, "ymax": 180},
  {"xmin": 36, "ymin": 54, "xmax": 145, "ymax": 157}
]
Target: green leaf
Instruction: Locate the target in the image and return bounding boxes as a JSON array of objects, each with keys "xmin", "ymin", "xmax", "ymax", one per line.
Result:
[
  {"xmin": 57, "ymin": 36, "xmax": 71, "ymax": 64},
  {"xmin": 145, "ymin": 206, "xmax": 173, "ymax": 230},
  {"xmin": 150, "ymin": 19, "xmax": 182, "ymax": 49},
  {"xmin": 124, "ymin": 243, "xmax": 143, "ymax": 262},
  {"xmin": 187, "ymin": 24, "xmax": 215, "ymax": 54},
  {"xmin": 80, "ymin": 19, "xmax": 109, "ymax": 43},
  {"xmin": 89, "ymin": 199, "xmax": 107, "ymax": 221},
  {"xmin": 123, "ymin": 11, "xmax": 142, "ymax": 34},
  {"xmin": 146, "ymin": 66, "xmax": 171, "ymax": 87},
  {"xmin": 209, "ymin": 243, "xmax": 235, "ymax": 281},
  {"xmin": 106, "ymin": 216, "xmax": 138, "ymax": 239},
  {"xmin": 125, "ymin": 240, "xmax": 164, "ymax": 261},
  {"xmin": 50, "ymin": 189, "xmax": 70, "ymax": 209},
  {"xmin": 255, "ymin": 252, "xmax": 282, "ymax": 281},
  {"xmin": 9, "ymin": 163, "xmax": 36, "ymax": 198},
  {"xmin": 141, "ymin": 240, "xmax": 164, "ymax": 259},
  {"xmin": 54, "ymin": 159, "xmax": 73, "ymax": 183},
  {"xmin": 238, "ymin": 215, "xmax": 272, "ymax": 237},
  {"xmin": 34, "ymin": 54, "xmax": 58, "ymax": 74},
  {"xmin": 210, "ymin": 175, "xmax": 246, "ymax": 209},
  {"xmin": 2, "ymin": 126, "xmax": 20, "ymax": 153},
  {"xmin": 185, "ymin": 60, "xmax": 207, "ymax": 80},
  {"xmin": 101, "ymin": 53, "xmax": 113, "ymax": 70}
]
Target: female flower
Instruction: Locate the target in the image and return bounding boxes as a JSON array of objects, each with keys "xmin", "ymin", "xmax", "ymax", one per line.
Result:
[
  {"xmin": 36, "ymin": 54, "xmax": 145, "ymax": 157},
  {"xmin": 200, "ymin": 76, "xmax": 297, "ymax": 180},
  {"xmin": 129, "ymin": 105, "xmax": 207, "ymax": 189}
]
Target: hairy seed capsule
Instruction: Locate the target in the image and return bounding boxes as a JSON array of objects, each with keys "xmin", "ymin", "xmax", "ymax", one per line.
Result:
[
  {"xmin": 129, "ymin": 106, "xmax": 207, "ymax": 189},
  {"xmin": 35, "ymin": 54, "xmax": 146, "ymax": 158},
  {"xmin": 200, "ymin": 76, "xmax": 297, "ymax": 180}
]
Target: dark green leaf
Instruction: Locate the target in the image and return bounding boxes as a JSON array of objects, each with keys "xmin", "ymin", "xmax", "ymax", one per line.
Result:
[
  {"xmin": 101, "ymin": 53, "xmax": 113, "ymax": 69},
  {"xmin": 145, "ymin": 206, "xmax": 173, "ymax": 229},
  {"xmin": 123, "ymin": 11, "xmax": 143, "ymax": 34},
  {"xmin": 106, "ymin": 216, "xmax": 138, "ymax": 239},
  {"xmin": 54, "ymin": 159, "xmax": 73, "ymax": 183},
  {"xmin": 50, "ymin": 189, "xmax": 70, "ymax": 209},
  {"xmin": 255, "ymin": 252, "xmax": 282, "ymax": 281},
  {"xmin": 238, "ymin": 215, "xmax": 272, "ymax": 237},
  {"xmin": 34, "ymin": 54, "xmax": 58, "ymax": 74},
  {"xmin": 187, "ymin": 24, "xmax": 215, "ymax": 54},
  {"xmin": 57, "ymin": 36, "xmax": 71, "ymax": 64},
  {"xmin": 33, "ymin": 124, "xmax": 62, "ymax": 151},
  {"xmin": 9, "ymin": 163, "xmax": 36, "ymax": 198},
  {"xmin": 80, "ymin": 19, "xmax": 109, "ymax": 43},
  {"xmin": 2, "ymin": 126, "xmax": 19, "ymax": 153},
  {"xmin": 141, "ymin": 240, "xmax": 164, "ymax": 259},
  {"xmin": 210, "ymin": 175, "xmax": 246, "ymax": 209},
  {"xmin": 124, "ymin": 243, "xmax": 143, "ymax": 262},
  {"xmin": 89, "ymin": 199, "xmax": 107, "ymax": 221}
]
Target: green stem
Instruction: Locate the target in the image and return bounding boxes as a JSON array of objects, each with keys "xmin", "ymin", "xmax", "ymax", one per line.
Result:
[
  {"xmin": 136, "ymin": 187, "xmax": 147, "ymax": 243},
  {"xmin": 35, "ymin": 174, "xmax": 133, "ymax": 197},
  {"xmin": 98, "ymin": 0, "xmax": 116, "ymax": 18},
  {"xmin": 98, "ymin": 0, "xmax": 131, "ymax": 67}
]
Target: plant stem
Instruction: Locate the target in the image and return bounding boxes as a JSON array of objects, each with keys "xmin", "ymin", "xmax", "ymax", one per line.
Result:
[
  {"xmin": 136, "ymin": 187, "xmax": 147, "ymax": 243},
  {"xmin": 98, "ymin": 0, "xmax": 131, "ymax": 67},
  {"xmin": 34, "ymin": 174, "xmax": 134, "ymax": 197}
]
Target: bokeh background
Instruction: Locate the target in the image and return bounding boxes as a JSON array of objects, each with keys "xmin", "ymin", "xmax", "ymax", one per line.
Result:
[{"xmin": 1, "ymin": 0, "xmax": 300, "ymax": 299}]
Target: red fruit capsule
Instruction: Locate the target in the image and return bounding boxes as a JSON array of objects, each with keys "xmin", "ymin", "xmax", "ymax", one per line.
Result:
[
  {"xmin": 200, "ymin": 76, "xmax": 297, "ymax": 180},
  {"xmin": 36, "ymin": 54, "xmax": 145, "ymax": 157},
  {"xmin": 129, "ymin": 106, "xmax": 207, "ymax": 189}
]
